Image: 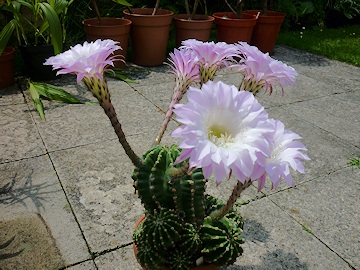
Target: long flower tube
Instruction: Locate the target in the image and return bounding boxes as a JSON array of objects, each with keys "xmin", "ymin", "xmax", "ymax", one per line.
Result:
[
  {"xmin": 45, "ymin": 39, "xmax": 143, "ymax": 168},
  {"xmin": 154, "ymin": 48, "xmax": 200, "ymax": 145}
]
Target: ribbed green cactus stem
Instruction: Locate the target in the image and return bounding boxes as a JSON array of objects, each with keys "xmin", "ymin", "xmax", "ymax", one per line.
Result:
[
  {"xmin": 83, "ymin": 76, "xmax": 143, "ymax": 168},
  {"xmin": 143, "ymin": 208, "xmax": 182, "ymax": 250},
  {"xmin": 154, "ymin": 83, "xmax": 188, "ymax": 145},
  {"xmin": 210, "ymin": 180, "xmax": 252, "ymax": 221},
  {"xmin": 201, "ymin": 214, "xmax": 244, "ymax": 266},
  {"xmin": 239, "ymin": 77, "xmax": 265, "ymax": 95},
  {"xmin": 133, "ymin": 145, "xmax": 207, "ymax": 223},
  {"xmin": 180, "ymin": 223, "xmax": 202, "ymax": 255}
]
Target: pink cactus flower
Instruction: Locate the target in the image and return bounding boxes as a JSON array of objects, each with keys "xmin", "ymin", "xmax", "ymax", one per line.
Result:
[
  {"xmin": 44, "ymin": 39, "xmax": 121, "ymax": 83},
  {"xmin": 235, "ymin": 42, "xmax": 298, "ymax": 94},
  {"xmin": 257, "ymin": 119, "xmax": 310, "ymax": 191}
]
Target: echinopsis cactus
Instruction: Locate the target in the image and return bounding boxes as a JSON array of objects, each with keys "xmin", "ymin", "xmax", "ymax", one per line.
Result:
[
  {"xmin": 42, "ymin": 39, "xmax": 308, "ymax": 270},
  {"xmin": 132, "ymin": 145, "xmax": 245, "ymax": 269}
]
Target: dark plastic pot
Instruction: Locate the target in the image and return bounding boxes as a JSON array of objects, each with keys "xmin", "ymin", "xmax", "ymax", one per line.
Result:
[{"xmin": 19, "ymin": 45, "xmax": 58, "ymax": 81}]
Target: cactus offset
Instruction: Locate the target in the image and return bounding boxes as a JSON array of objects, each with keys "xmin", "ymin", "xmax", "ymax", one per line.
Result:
[
  {"xmin": 168, "ymin": 249, "xmax": 193, "ymax": 270},
  {"xmin": 180, "ymin": 223, "xmax": 202, "ymax": 255},
  {"xmin": 143, "ymin": 208, "xmax": 182, "ymax": 250},
  {"xmin": 201, "ymin": 214, "xmax": 245, "ymax": 266},
  {"xmin": 132, "ymin": 145, "xmax": 206, "ymax": 223}
]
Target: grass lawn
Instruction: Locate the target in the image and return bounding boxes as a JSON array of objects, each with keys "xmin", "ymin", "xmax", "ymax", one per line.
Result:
[{"xmin": 277, "ymin": 25, "xmax": 360, "ymax": 67}]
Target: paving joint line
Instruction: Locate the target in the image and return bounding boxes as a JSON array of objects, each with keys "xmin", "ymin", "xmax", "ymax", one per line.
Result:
[
  {"xmin": 19, "ymin": 83, "xmax": 97, "ymax": 269},
  {"xmin": 267, "ymin": 195, "xmax": 357, "ymax": 270}
]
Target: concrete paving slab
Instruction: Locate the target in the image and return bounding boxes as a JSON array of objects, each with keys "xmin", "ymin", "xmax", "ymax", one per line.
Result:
[
  {"xmin": 260, "ymin": 74, "xmax": 346, "ymax": 108},
  {"xmin": 1, "ymin": 45, "xmax": 359, "ymax": 269},
  {"xmin": 0, "ymin": 212, "xmax": 64, "ymax": 270},
  {"xmin": 267, "ymin": 106, "xmax": 358, "ymax": 180},
  {"xmin": 64, "ymin": 260, "xmax": 97, "ymax": 270},
  {"xmin": 274, "ymin": 46, "xmax": 360, "ymax": 92},
  {"xmin": 0, "ymin": 84, "xmax": 26, "ymax": 106},
  {"xmin": 0, "ymin": 104, "xmax": 46, "ymax": 163},
  {"xmin": 130, "ymin": 80, "xmax": 176, "ymax": 112},
  {"xmin": 282, "ymin": 93, "xmax": 360, "ymax": 147},
  {"xmin": 94, "ymin": 245, "xmax": 142, "ymax": 270},
  {"xmin": 26, "ymin": 79, "xmax": 175, "ymax": 152},
  {"xmin": 269, "ymin": 167, "xmax": 360, "ymax": 269},
  {"xmin": 125, "ymin": 64, "xmax": 174, "ymax": 86},
  {"xmin": 48, "ymin": 139, "xmax": 145, "ymax": 254},
  {"xmin": 221, "ymin": 197, "xmax": 353, "ymax": 270},
  {"xmin": 0, "ymin": 156, "xmax": 91, "ymax": 267}
]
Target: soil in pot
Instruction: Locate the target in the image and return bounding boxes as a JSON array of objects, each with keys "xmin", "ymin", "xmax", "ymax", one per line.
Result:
[
  {"xmin": 124, "ymin": 8, "xmax": 173, "ymax": 66},
  {"xmin": 213, "ymin": 12, "xmax": 257, "ymax": 43},
  {"xmin": 173, "ymin": 14, "xmax": 214, "ymax": 47},
  {"xmin": 0, "ymin": 46, "xmax": 16, "ymax": 89},
  {"xmin": 83, "ymin": 18, "xmax": 131, "ymax": 68}
]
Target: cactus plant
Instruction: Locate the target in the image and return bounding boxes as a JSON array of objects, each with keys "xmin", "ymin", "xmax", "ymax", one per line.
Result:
[
  {"xmin": 41, "ymin": 38, "xmax": 308, "ymax": 270},
  {"xmin": 132, "ymin": 145, "xmax": 207, "ymax": 224}
]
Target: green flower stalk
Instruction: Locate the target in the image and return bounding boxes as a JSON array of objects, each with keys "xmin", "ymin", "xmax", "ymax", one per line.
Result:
[
  {"xmin": 83, "ymin": 76, "xmax": 143, "ymax": 168},
  {"xmin": 154, "ymin": 48, "xmax": 200, "ymax": 145},
  {"xmin": 44, "ymin": 39, "xmax": 143, "ymax": 168}
]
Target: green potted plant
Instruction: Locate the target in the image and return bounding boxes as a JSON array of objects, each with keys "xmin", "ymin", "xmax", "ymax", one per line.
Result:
[
  {"xmin": 213, "ymin": 0, "xmax": 257, "ymax": 43},
  {"xmin": 0, "ymin": 0, "xmax": 73, "ymax": 80},
  {"xmin": 40, "ymin": 38, "xmax": 309, "ymax": 269},
  {"xmin": 173, "ymin": 0, "xmax": 214, "ymax": 47},
  {"xmin": 82, "ymin": 0, "xmax": 132, "ymax": 68}
]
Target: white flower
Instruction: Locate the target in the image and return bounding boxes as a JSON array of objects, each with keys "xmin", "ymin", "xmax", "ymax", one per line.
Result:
[
  {"xmin": 257, "ymin": 119, "xmax": 310, "ymax": 190},
  {"xmin": 172, "ymin": 80, "xmax": 273, "ymax": 185}
]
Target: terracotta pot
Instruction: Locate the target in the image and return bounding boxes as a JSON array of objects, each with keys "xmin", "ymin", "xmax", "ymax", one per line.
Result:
[
  {"xmin": 0, "ymin": 46, "xmax": 15, "ymax": 89},
  {"xmin": 243, "ymin": 10, "xmax": 285, "ymax": 54},
  {"xmin": 133, "ymin": 215, "xmax": 220, "ymax": 270},
  {"xmin": 82, "ymin": 18, "xmax": 131, "ymax": 68},
  {"xmin": 19, "ymin": 45, "xmax": 58, "ymax": 81},
  {"xmin": 123, "ymin": 8, "xmax": 173, "ymax": 66},
  {"xmin": 173, "ymin": 14, "xmax": 214, "ymax": 47},
  {"xmin": 213, "ymin": 12, "xmax": 257, "ymax": 44}
]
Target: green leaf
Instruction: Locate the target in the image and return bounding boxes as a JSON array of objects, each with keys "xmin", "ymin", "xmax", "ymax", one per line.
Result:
[
  {"xmin": 39, "ymin": 2, "xmax": 63, "ymax": 54},
  {"xmin": 29, "ymin": 81, "xmax": 46, "ymax": 120},
  {"xmin": 112, "ymin": 0, "xmax": 132, "ymax": 7},
  {"xmin": 0, "ymin": 19, "xmax": 16, "ymax": 55},
  {"xmin": 299, "ymin": 1, "xmax": 315, "ymax": 16},
  {"xmin": 30, "ymin": 82, "xmax": 83, "ymax": 104},
  {"xmin": 28, "ymin": 81, "xmax": 85, "ymax": 120}
]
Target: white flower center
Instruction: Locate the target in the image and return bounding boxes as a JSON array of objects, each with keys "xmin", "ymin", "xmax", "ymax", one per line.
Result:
[{"xmin": 207, "ymin": 124, "xmax": 236, "ymax": 147}]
